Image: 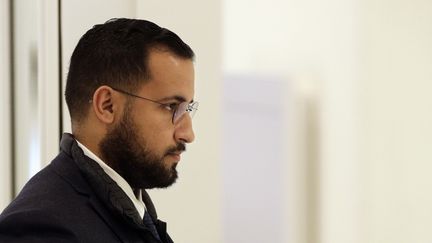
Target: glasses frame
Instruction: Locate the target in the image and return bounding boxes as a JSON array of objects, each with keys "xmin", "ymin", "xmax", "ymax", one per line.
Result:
[{"xmin": 111, "ymin": 87, "xmax": 198, "ymax": 124}]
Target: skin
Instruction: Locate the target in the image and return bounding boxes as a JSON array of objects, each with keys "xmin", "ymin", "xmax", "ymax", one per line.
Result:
[{"xmin": 73, "ymin": 49, "xmax": 195, "ymax": 180}]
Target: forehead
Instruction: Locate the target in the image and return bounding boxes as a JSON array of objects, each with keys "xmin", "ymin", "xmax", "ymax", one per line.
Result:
[{"xmin": 139, "ymin": 49, "xmax": 195, "ymax": 101}]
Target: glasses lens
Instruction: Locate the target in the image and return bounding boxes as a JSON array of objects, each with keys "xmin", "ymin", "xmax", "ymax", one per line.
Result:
[
  {"xmin": 188, "ymin": 102, "xmax": 199, "ymax": 118},
  {"xmin": 173, "ymin": 101, "xmax": 199, "ymax": 123}
]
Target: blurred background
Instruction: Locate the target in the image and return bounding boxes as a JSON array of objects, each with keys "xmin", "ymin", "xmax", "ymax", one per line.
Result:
[{"xmin": 1, "ymin": 0, "xmax": 432, "ymax": 242}]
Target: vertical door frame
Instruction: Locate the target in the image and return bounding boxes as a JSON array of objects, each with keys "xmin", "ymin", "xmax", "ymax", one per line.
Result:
[
  {"xmin": 0, "ymin": 0, "xmax": 13, "ymax": 210},
  {"xmin": 37, "ymin": 0, "xmax": 61, "ymax": 167}
]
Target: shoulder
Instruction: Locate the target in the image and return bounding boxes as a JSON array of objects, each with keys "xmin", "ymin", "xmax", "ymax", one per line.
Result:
[
  {"xmin": 0, "ymin": 208, "xmax": 79, "ymax": 242},
  {"xmin": 7, "ymin": 152, "xmax": 90, "ymax": 209},
  {"xmin": 0, "ymin": 152, "xmax": 96, "ymax": 242}
]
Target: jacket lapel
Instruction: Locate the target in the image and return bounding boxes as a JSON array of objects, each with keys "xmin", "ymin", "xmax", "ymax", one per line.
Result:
[
  {"xmin": 142, "ymin": 191, "xmax": 172, "ymax": 243},
  {"xmin": 87, "ymin": 195, "xmax": 136, "ymax": 243}
]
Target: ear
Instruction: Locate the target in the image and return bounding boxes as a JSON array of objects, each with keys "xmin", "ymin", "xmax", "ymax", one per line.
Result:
[{"xmin": 91, "ymin": 86, "xmax": 119, "ymax": 124}]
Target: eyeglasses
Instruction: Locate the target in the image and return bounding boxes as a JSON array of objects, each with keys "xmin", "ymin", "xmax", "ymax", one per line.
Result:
[{"xmin": 111, "ymin": 87, "xmax": 198, "ymax": 124}]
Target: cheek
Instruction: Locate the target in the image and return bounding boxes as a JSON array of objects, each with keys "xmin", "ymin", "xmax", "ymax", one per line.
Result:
[{"xmin": 139, "ymin": 120, "xmax": 174, "ymax": 152}]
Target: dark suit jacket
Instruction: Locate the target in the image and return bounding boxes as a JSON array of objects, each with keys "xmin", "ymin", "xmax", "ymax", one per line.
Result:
[{"xmin": 0, "ymin": 134, "xmax": 174, "ymax": 243}]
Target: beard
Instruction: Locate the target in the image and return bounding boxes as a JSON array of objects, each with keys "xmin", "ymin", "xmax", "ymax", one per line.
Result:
[{"xmin": 99, "ymin": 106, "xmax": 185, "ymax": 189}]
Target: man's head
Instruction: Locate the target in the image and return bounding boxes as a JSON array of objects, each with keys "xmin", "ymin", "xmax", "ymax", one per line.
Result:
[{"xmin": 65, "ymin": 18, "xmax": 196, "ymax": 189}]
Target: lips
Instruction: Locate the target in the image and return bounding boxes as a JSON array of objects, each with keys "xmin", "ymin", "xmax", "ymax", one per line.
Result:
[
  {"xmin": 167, "ymin": 152, "xmax": 181, "ymax": 161},
  {"xmin": 166, "ymin": 143, "xmax": 186, "ymax": 161}
]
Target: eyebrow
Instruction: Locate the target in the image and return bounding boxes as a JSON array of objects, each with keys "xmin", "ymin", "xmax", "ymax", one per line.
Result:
[{"xmin": 158, "ymin": 95, "xmax": 194, "ymax": 103}]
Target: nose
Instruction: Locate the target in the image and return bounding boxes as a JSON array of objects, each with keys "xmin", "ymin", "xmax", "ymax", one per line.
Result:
[{"xmin": 174, "ymin": 113, "xmax": 195, "ymax": 144}]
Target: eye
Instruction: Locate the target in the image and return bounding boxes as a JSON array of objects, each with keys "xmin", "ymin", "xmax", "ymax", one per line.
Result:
[{"xmin": 164, "ymin": 103, "xmax": 179, "ymax": 112}]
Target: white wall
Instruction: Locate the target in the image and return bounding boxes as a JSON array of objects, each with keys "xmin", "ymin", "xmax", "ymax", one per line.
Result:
[
  {"xmin": 0, "ymin": 0, "xmax": 12, "ymax": 210},
  {"xmin": 359, "ymin": 0, "xmax": 432, "ymax": 242},
  {"xmin": 224, "ymin": 0, "xmax": 360, "ymax": 242},
  {"xmin": 225, "ymin": 0, "xmax": 432, "ymax": 243}
]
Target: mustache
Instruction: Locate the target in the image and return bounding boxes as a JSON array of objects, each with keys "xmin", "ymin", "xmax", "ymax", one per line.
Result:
[{"xmin": 165, "ymin": 143, "xmax": 186, "ymax": 155}]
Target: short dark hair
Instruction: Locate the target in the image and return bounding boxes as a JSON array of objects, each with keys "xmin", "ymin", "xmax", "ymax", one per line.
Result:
[{"xmin": 65, "ymin": 18, "xmax": 195, "ymax": 122}]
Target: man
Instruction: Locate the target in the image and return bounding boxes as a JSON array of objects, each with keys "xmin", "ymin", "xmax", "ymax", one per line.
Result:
[{"xmin": 0, "ymin": 18, "xmax": 197, "ymax": 242}]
